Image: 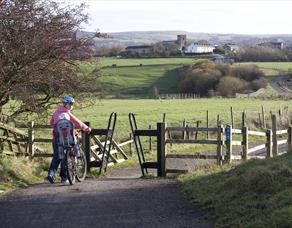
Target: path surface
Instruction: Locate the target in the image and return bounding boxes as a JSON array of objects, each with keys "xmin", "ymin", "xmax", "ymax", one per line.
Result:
[
  {"xmin": 0, "ymin": 167, "xmax": 214, "ymax": 228},
  {"xmin": 271, "ymin": 72, "xmax": 292, "ymax": 94}
]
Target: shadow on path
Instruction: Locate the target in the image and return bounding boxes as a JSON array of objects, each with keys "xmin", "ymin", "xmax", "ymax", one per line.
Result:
[{"xmin": 0, "ymin": 167, "xmax": 214, "ymax": 228}]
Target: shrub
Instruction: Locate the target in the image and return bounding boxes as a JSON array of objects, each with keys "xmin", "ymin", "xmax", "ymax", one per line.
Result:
[
  {"xmin": 231, "ymin": 64, "xmax": 265, "ymax": 81},
  {"xmin": 216, "ymin": 76, "xmax": 245, "ymax": 97},
  {"xmin": 249, "ymin": 78, "xmax": 268, "ymax": 90},
  {"xmin": 179, "ymin": 60, "xmax": 266, "ymax": 97}
]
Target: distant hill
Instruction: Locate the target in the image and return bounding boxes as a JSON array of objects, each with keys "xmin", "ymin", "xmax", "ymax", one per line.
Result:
[{"xmin": 78, "ymin": 30, "xmax": 292, "ymax": 47}]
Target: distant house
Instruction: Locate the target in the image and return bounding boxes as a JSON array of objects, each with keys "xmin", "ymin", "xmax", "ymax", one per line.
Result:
[
  {"xmin": 184, "ymin": 42, "xmax": 215, "ymax": 54},
  {"xmin": 223, "ymin": 43, "xmax": 240, "ymax": 53},
  {"xmin": 124, "ymin": 34, "xmax": 187, "ymax": 57},
  {"xmin": 258, "ymin": 41, "xmax": 284, "ymax": 50},
  {"xmin": 124, "ymin": 45, "xmax": 153, "ymax": 56}
]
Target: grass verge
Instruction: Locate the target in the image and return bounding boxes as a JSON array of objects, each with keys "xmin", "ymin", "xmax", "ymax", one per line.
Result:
[
  {"xmin": 0, "ymin": 156, "xmax": 49, "ymax": 193},
  {"xmin": 178, "ymin": 153, "xmax": 292, "ymax": 228}
]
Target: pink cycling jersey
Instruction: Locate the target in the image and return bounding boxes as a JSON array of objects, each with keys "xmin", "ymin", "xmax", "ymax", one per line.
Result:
[{"xmin": 50, "ymin": 105, "xmax": 90, "ymax": 137}]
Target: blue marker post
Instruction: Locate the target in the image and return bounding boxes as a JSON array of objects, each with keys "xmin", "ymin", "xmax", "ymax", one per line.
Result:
[{"xmin": 225, "ymin": 124, "xmax": 232, "ymax": 163}]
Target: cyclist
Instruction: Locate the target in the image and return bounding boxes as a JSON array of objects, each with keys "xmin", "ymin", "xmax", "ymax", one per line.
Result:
[{"xmin": 48, "ymin": 96, "xmax": 91, "ymax": 184}]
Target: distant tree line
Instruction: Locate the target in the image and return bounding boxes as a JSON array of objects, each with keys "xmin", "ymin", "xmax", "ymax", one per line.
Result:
[
  {"xmin": 94, "ymin": 45, "xmax": 125, "ymax": 57},
  {"xmin": 179, "ymin": 60, "xmax": 267, "ymax": 97},
  {"xmin": 228, "ymin": 46, "xmax": 292, "ymax": 62}
]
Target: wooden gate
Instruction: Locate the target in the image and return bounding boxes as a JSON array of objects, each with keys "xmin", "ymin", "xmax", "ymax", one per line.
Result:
[{"xmin": 0, "ymin": 122, "xmax": 28, "ymax": 155}]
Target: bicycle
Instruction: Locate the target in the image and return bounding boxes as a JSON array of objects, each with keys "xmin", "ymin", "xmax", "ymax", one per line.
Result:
[
  {"xmin": 55, "ymin": 118, "xmax": 87, "ymax": 185},
  {"xmin": 64, "ymin": 142, "xmax": 87, "ymax": 185}
]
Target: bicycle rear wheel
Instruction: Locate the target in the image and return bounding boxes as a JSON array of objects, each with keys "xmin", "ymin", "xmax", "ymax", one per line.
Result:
[
  {"xmin": 76, "ymin": 148, "xmax": 87, "ymax": 182},
  {"xmin": 66, "ymin": 148, "xmax": 76, "ymax": 185}
]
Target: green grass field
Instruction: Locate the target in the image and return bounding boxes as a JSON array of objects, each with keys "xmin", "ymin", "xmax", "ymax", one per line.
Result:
[
  {"xmin": 73, "ymin": 98, "xmax": 291, "ymax": 140},
  {"xmin": 80, "ymin": 58, "xmax": 292, "ymax": 97},
  {"xmin": 80, "ymin": 58, "xmax": 196, "ymax": 97},
  {"xmin": 97, "ymin": 57, "xmax": 196, "ymax": 67}
]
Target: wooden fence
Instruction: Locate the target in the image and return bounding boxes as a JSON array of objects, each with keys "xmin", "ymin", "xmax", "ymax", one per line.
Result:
[
  {"xmin": 0, "ymin": 121, "xmax": 133, "ymax": 169},
  {"xmin": 133, "ymin": 114, "xmax": 292, "ymax": 177},
  {"xmin": 158, "ymin": 93, "xmax": 200, "ymax": 99},
  {"xmin": 0, "ymin": 122, "xmax": 28, "ymax": 156},
  {"xmin": 1, "ymin": 113, "xmax": 291, "ymax": 177}
]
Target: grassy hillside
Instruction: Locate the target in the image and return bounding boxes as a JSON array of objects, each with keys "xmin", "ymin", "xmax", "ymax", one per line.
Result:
[
  {"xmin": 179, "ymin": 153, "xmax": 292, "ymax": 227},
  {"xmin": 98, "ymin": 57, "xmax": 195, "ymax": 67},
  {"xmin": 81, "ymin": 58, "xmax": 197, "ymax": 97},
  {"xmin": 99, "ymin": 65, "xmax": 182, "ymax": 97},
  {"xmin": 80, "ymin": 58, "xmax": 292, "ymax": 97}
]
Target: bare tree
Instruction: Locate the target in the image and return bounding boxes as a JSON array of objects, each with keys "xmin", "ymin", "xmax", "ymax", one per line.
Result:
[{"xmin": 0, "ymin": 0, "xmax": 100, "ymax": 119}]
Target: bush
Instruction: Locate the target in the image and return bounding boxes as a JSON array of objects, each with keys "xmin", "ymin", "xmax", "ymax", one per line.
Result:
[
  {"xmin": 179, "ymin": 70, "xmax": 222, "ymax": 96},
  {"xmin": 231, "ymin": 64, "xmax": 265, "ymax": 81},
  {"xmin": 179, "ymin": 60, "xmax": 266, "ymax": 97},
  {"xmin": 216, "ymin": 76, "xmax": 245, "ymax": 97},
  {"xmin": 249, "ymin": 78, "xmax": 268, "ymax": 91}
]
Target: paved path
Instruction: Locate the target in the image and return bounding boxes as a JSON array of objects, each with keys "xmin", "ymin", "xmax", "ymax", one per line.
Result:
[
  {"xmin": 0, "ymin": 167, "xmax": 214, "ymax": 228},
  {"xmin": 271, "ymin": 72, "xmax": 292, "ymax": 94}
]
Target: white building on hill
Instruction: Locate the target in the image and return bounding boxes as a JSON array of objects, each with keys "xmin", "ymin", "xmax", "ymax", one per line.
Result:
[{"xmin": 184, "ymin": 42, "xmax": 215, "ymax": 54}]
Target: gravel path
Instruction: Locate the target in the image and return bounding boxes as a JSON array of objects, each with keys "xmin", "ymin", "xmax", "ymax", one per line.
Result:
[
  {"xmin": 0, "ymin": 167, "xmax": 214, "ymax": 228},
  {"xmin": 271, "ymin": 72, "xmax": 292, "ymax": 94}
]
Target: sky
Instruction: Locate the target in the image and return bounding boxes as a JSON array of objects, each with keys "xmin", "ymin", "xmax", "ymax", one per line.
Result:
[{"xmin": 69, "ymin": 0, "xmax": 292, "ymax": 35}]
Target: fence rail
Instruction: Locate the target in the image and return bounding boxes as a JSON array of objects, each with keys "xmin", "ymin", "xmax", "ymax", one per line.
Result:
[
  {"xmin": 0, "ymin": 122, "xmax": 28, "ymax": 156},
  {"xmin": 159, "ymin": 93, "xmax": 200, "ymax": 99},
  {"xmin": 1, "ymin": 113, "xmax": 292, "ymax": 177},
  {"xmin": 131, "ymin": 114, "xmax": 292, "ymax": 177},
  {"xmin": 1, "ymin": 121, "xmax": 133, "ymax": 170}
]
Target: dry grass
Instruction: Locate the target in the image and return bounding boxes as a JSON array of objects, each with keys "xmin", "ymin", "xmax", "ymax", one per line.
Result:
[{"xmin": 0, "ymin": 156, "xmax": 49, "ymax": 192}]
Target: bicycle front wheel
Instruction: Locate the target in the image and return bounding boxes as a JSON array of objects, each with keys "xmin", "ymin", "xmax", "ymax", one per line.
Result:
[
  {"xmin": 76, "ymin": 148, "xmax": 87, "ymax": 182},
  {"xmin": 66, "ymin": 149, "xmax": 76, "ymax": 185}
]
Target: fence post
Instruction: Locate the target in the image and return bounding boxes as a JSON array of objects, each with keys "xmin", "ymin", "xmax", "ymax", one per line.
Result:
[
  {"xmin": 262, "ymin": 105, "xmax": 266, "ymax": 128},
  {"xmin": 258, "ymin": 113, "xmax": 262, "ymax": 128},
  {"xmin": 157, "ymin": 122, "xmax": 166, "ymax": 177},
  {"xmin": 163, "ymin": 113, "xmax": 166, "ymax": 123},
  {"xmin": 272, "ymin": 115, "xmax": 278, "ymax": 156},
  {"xmin": 242, "ymin": 112, "xmax": 246, "ymax": 128},
  {"xmin": 242, "ymin": 126, "xmax": 248, "ymax": 160},
  {"xmin": 28, "ymin": 121, "xmax": 35, "ymax": 158},
  {"xmin": 182, "ymin": 119, "xmax": 186, "ymax": 139},
  {"xmin": 266, "ymin": 129, "xmax": 272, "ymax": 158},
  {"xmin": 288, "ymin": 127, "xmax": 292, "ymax": 153},
  {"xmin": 217, "ymin": 125, "xmax": 223, "ymax": 166},
  {"xmin": 217, "ymin": 114, "xmax": 220, "ymax": 126},
  {"xmin": 82, "ymin": 121, "xmax": 91, "ymax": 171},
  {"xmin": 230, "ymin": 107, "xmax": 234, "ymax": 128},
  {"xmin": 186, "ymin": 124, "xmax": 190, "ymax": 140},
  {"xmin": 195, "ymin": 121, "xmax": 201, "ymax": 140},
  {"xmin": 149, "ymin": 125, "xmax": 152, "ymax": 152},
  {"xmin": 129, "ymin": 133, "xmax": 133, "ymax": 156},
  {"xmin": 206, "ymin": 110, "xmax": 209, "ymax": 139},
  {"xmin": 225, "ymin": 124, "xmax": 232, "ymax": 163}
]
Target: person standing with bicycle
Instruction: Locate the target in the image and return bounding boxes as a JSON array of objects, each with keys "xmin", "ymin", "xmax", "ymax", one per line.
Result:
[{"xmin": 48, "ymin": 96, "xmax": 91, "ymax": 184}]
